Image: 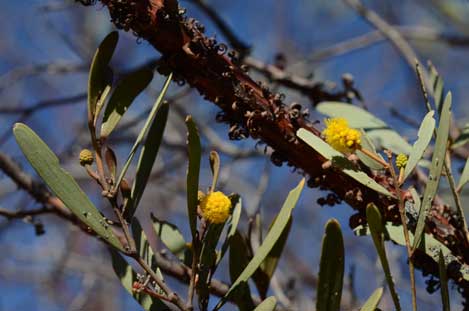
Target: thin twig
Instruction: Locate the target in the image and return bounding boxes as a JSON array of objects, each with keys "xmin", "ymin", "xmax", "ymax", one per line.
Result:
[{"xmin": 385, "ymin": 150, "xmax": 417, "ymax": 311}]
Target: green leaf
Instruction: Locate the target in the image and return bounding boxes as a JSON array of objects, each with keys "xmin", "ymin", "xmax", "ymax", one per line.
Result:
[
  {"xmin": 429, "ymin": 63, "xmax": 445, "ymax": 112},
  {"xmin": 185, "ymin": 116, "xmax": 201, "ymax": 238},
  {"xmin": 88, "ymin": 31, "xmax": 118, "ymax": 119},
  {"xmin": 356, "ymin": 130, "xmax": 385, "ymax": 170},
  {"xmin": 197, "ymin": 223, "xmax": 225, "ymax": 308},
  {"xmin": 451, "ymin": 123, "xmax": 469, "ymax": 149},
  {"xmin": 410, "ymin": 187, "xmax": 421, "ymax": 214},
  {"xmin": 150, "ymin": 213, "xmax": 187, "ymax": 260},
  {"xmin": 13, "ymin": 123, "xmax": 123, "ymax": 251},
  {"xmin": 255, "ymin": 217, "xmax": 292, "ymax": 298},
  {"xmin": 209, "ymin": 150, "xmax": 221, "ymax": 191},
  {"xmin": 229, "ymin": 231, "xmax": 255, "ymax": 311},
  {"xmin": 360, "ymin": 287, "xmax": 383, "ymax": 311},
  {"xmin": 439, "ymin": 250, "xmax": 450, "ymax": 311},
  {"xmin": 366, "ymin": 203, "xmax": 401, "ymax": 311},
  {"xmin": 109, "ymin": 249, "xmax": 167, "ymax": 310},
  {"xmin": 219, "ymin": 195, "xmax": 242, "ymax": 265},
  {"xmin": 114, "ymin": 74, "xmax": 172, "ymax": 195},
  {"xmin": 317, "ymin": 102, "xmax": 412, "ymax": 154},
  {"xmin": 457, "ymin": 157, "xmax": 469, "ymax": 191},
  {"xmin": 316, "ymin": 219, "xmax": 344, "ymax": 311},
  {"xmin": 215, "ymin": 179, "xmax": 305, "ymax": 310},
  {"xmin": 413, "ymin": 93, "xmax": 451, "ymax": 250},
  {"xmin": 123, "ymin": 102, "xmax": 169, "ymax": 220},
  {"xmin": 253, "ymin": 296, "xmax": 277, "ymax": 311},
  {"xmin": 297, "ymin": 129, "xmax": 393, "ymax": 197},
  {"xmin": 403, "ymin": 111, "xmax": 435, "ymax": 181},
  {"xmin": 101, "ymin": 69, "xmax": 154, "ymax": 138}
]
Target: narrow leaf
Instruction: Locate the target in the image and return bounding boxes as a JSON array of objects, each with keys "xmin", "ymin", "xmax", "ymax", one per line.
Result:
[
  {"xmin": 253, "ymin": 296, "xmax": 277, "ymax": 311},
  {"xmin": 114, "ymin": 74, "xmax": 172, "ymax": 194},
  {"xmin": 101, "ymin": 69, "xmax": 154, "ymax": 138},
  {"xmin": 413, "ymin": 93, "xmax": 451, "ymax": 250},
  {"xmin": 428, "ymin": 63, "xmax": 445, "ymax": 112},
  {"xmin": 256, "ymin": 217, "xmax": 292, "ymax": 298},
  {"xmin": 13, "ymin": 123, "xmax": 123, "ymax": 251},
  {"xmin": 150, "ymin": 213, "xmax": 187, "ymax": 260},
  {"xmin": 439, "ymin": 250, "xmax": 450, "ymax": 311},
  {"xmin": 123, "ymin": 102, "xmax": 169, "ymax": 220},
  {"xmin": 109, "ymin": 248, "xmax": 167, "ymax": 310},
  {"xmin": 356, "ymin": 130, "xmax": 385, "ymax": 170},
  {"xmin": 229, "ymin": 231, "xmax": 255, "ymax": 311},
  {"xmin": 360, "ymin": 287, "xmax": 383, "ymax": 311},
  {"xmin": 186, "ymin": 116, "xmax": 201, "ymax": 238},
  {"xmin": 105, "ymin": 146, "xmax": 117, "ymax": 181},
  {"xmin": 219, "ymin": 195, "xmax": 242, "ymax": 264},
  {"xmin": 297, "ymin": 129, "xmax": 393, "ymax": 197},
  {"xmin": 88, "ymin": 31, "xmax": 118, "ymax": 119},
  {"xmin": 209, "ymin": 150, "xmax": 221, "ymax": 191},
  {"xmin": 316, "ymin": 219, "xmax": 344, "ymax": 311},
  {"xmin": 215, "ymin": 179, "xmax": 305, "ymax": 310},
  {"xmin": 451, "ymin": 123, "xmax": 469, "ymax": 149},
  {"xmin": 457, "ymin": 157, "xmax": 469, "ymax": 191},
  {"xmin": 366, "ymin": 203, "xmax": 401, "ymax": 311},
  {"xmin": 403, "ymin": 111, "xmax": 435, "ymax": 181}
]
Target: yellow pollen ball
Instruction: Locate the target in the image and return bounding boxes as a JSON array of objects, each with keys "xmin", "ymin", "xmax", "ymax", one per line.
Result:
[
  {"xmin": 200, "ymin": 191, "xmax": 232, "ymax": 224},
  {"xmin": 79, "ymin": 149, "xmax": 94, "ymax": 166},
  {"xmin": 322, "ymin": 118, "xmax": 362, "ymax": 153}
]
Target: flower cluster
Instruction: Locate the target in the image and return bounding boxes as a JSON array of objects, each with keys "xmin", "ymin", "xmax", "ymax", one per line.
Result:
[
  {"xmin": 322, "ymin": 118, "xmax": 362, "ymax": 153},
  {"xmin": 396, "ymin": 153, "xmax": 408, "ymax": 169},
  {"xmin": 199, "ymin": 191, "xmax": 232, "ymax": 224}
]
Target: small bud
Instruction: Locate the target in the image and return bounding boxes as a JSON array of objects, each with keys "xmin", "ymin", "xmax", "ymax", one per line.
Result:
[
  {"xmin": 396, "ymin": 153, "xmax": 408, "ymax": 169},
  {"xmin": 79, "ymin": 149, "xmax": 94, "ymax": 166}
]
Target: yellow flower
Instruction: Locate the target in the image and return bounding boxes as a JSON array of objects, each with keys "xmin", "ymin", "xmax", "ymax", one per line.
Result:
[
  {"xmin": 396, "ymin": 153, "xmax": 408, "ymax": 169},
  {"xmin": 79, "ymin": 149, "xmax": 94, "ymax": 166},
  {"xmin": 200, "ymin": 191, "xmax": 231, "ymax": 224},
  {"xmin": 322, "ymin": 118, "xmax": 361, "ymax": 153}
]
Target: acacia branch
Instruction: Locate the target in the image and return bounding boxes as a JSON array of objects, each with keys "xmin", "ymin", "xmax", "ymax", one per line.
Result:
[{"xmin": 75, "ymin": 0, "xmax": 469, "ymax": 295}]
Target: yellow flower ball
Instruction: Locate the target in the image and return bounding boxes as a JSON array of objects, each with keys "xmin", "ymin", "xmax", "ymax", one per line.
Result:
[
  {"xmin": 79, "ymin": 149, "xmax": 94, "ymax": 166},
  {"xmin": 200, "ymin": 191, "xmax": 231, "ymax": 224},
  {"xmin": 396, "ymin": 153, "xmax": 408, "ymax": 169},
  {"xmin": 322, "ymin": 118, "xmax": 361, "ymax": 153}
]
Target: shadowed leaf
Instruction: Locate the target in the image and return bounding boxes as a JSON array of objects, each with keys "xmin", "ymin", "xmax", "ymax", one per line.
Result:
[
  {"xmin": 316, "ymin": 219, "xmax": 344, "ymax": 311},
  {"xmin": 186, "ymin": 116, "xmax": 201, "ymax": 238},
  {"xmin": 439, "ymin": 250, "xmax": 450, "ymax": 311},
  {"xmin": 150, "ymin": 213, "xmax": 187, "ymax": 260},
  {"xmin": 366, "ymin": 203, "xmax": 401, "ymax": 311},
  {"xmin": 253, "ymin": 296, "xmax": 277, "ymax": 311},
  {"xmin": 88, "ymin": 31, "xmax": 118, "ymax": 119},
  {"xmin": 101, "ymin": 69, "xmax": 154, "ymax": 138},
  {"xmin": 215, "ymin": 179, "xmax": 305, "ymax": 310}
]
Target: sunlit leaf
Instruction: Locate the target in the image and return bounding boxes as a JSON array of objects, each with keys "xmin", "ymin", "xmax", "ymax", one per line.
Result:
[
  {"xmin": 360, "ymin": 287, "xmax": 383, "ymax": 311},
  {"xmin": 457, "ymin": 157, "xmax": 469, "ymax": 191},
  {"xmin": 297, "ymin": 129, "xmax": 393, "ymax": 197},
  {"xmin": 316, "ymin": 219, "xmax": 344, "ymax": 311},
  {"xmin": 366, "ymin": 203, "xmax": 401, "ymax": 311},
  {"xmin": 403, "ymin": 110, "xmax": 435, "ymax": 181},
  {"xmin": 356, "ymin": 130, "xmax": 385, "ymax": 170},
  {"xmin": 101, "ymin": 69, "xmax": 154, "ymax": 138},
  {"xmin": 219, "ymin": 195, "xmax": 242, "ymax": 264},
  {"xmin": 215, "ymin": 179, "xmax": 305, "ymax": 310},
  {"xmin": 413, "ymin": 93, "xmax": 451, "ymax": 250},
  {"xmin": 13, "ymin": 123, "xmax": 123, "ymax": 251},
  {"xmin": 253, "ymin": 296, "xmax": 277, "ymax": 311}
]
